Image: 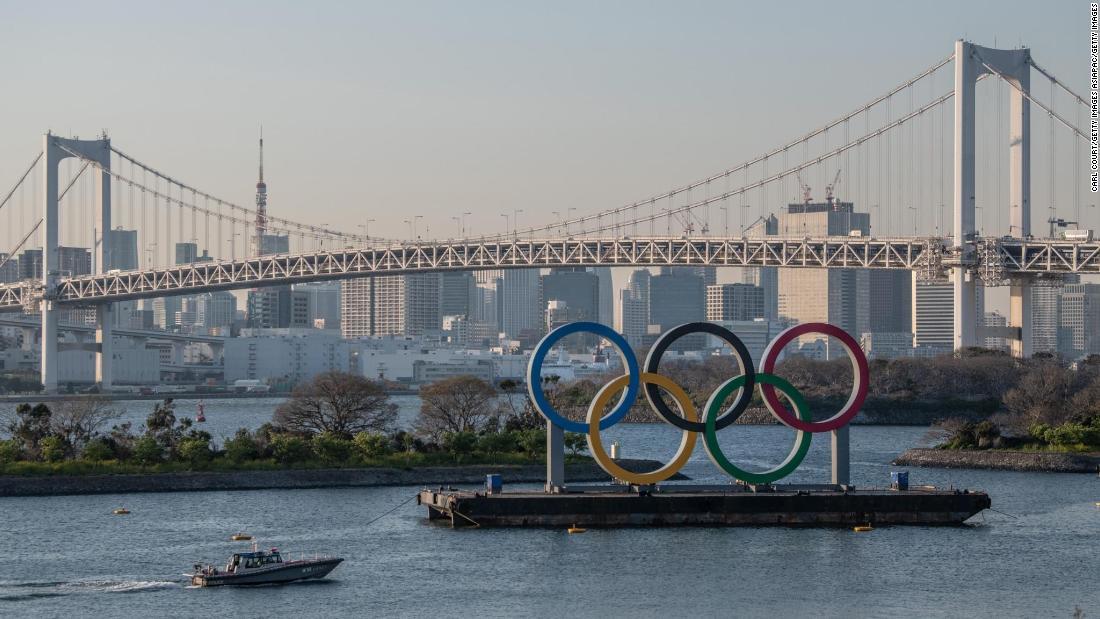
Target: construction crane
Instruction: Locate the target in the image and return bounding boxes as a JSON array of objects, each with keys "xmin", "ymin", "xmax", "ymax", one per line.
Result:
[
  {"xmin": 825, "ymin": 169, "xmax": 842, "ymax": 205},
  {"xmin": 1047, "ymin": 217, "xmax": 1077, "ymax": 238},
  {"xmin": 796, "ymin": 172, "xmax": 812, "ymax": 204}
]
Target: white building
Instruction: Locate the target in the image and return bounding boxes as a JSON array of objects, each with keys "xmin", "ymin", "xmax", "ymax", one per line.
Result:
[{"xmin": 224, "ymin": 330, "xmax": 354, "ymax": 385}]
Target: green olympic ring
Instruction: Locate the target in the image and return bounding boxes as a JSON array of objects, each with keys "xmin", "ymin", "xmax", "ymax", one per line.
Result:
[{"xmin": 701, "ymin": 373, "xmax": 813, "ymax": 484}]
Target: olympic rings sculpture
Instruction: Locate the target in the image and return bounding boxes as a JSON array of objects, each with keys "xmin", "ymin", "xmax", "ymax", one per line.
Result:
[{"xmin": 527, "ymin": 321, "xmax": 870, "ymax": 485}]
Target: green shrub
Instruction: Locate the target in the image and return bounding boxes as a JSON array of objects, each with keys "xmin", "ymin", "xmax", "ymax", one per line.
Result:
[
  {"xmin": 354, "ymin": 432, "xmax": 392, "ymax": 459},
  {"xmin": 476, "ymin": 431, "xmax": 519, "ymax": 455},
  {"xmin": 81, "ymin": 438, "xmax": 114, "ymax": 462},
  {"xmin": 516, "ymin": 429, "xmax": 544, "ymax": 457},
  {"xmin": 270, "ymin": 434, "xmax": 312, "ymax": 465},
  {"xmin": 132, "ymin": 436, "xmax": 163, "ymax": 465},
  {"xmin": 177, "ymin": 437, "xmax": 212, "ymax": 465},
  {"xmin": 0, "ymin": 439, "xmax": 21, "ymax": 464},
  {"xmin": 442, "ymin": 431, "xmax": 477, "ymax": 461},
  {"xmin": 564, "ymin": 432, "xmax": 588, "ymax": 455},
  {"xmin": 311, "ymin": 432, "xmax": 354, "ymax": 465},
  {"xmin": 38, "ymin": 436, "xmax": 66, "ymax": 463},
  {"xmin": 223, "ymin": 429, "xmax": 260, "ymax": 462}
]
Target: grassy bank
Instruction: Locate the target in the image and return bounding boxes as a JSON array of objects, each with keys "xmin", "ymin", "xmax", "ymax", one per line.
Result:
[{"xmin": 0, "ymin": 451, "xmax": 593, "ymax": 478}]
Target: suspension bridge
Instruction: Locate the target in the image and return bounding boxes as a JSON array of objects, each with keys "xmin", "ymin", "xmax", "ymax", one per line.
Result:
[{"xmin": 0, "ymin": 40, "xmax": 1095, "ymax": 392}]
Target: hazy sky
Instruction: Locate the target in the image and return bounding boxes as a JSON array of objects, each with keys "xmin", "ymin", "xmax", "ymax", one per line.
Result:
[{"xmin": 0, "ymin": 1, "xmax": 1089, "ymax": 240}]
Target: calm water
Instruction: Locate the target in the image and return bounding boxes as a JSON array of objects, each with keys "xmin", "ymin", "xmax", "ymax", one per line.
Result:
[
  {"xmin": 0, "ymin": 400, "xmax": 1098, "ymax": 617},
  {"xmin": 0, "ymin": 396, "xmax": 425, "ymax": 441}
]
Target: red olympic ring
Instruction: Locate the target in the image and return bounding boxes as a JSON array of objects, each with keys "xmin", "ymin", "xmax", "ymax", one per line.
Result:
[{"xmin": 759, "ymin": 323, "xmax": 869, "ymax": 433}]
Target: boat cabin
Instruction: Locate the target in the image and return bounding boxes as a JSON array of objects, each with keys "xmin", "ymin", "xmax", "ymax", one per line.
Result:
[{"xmin": 227, "ymin": 549, "xmax": 283, "ymax": 573}]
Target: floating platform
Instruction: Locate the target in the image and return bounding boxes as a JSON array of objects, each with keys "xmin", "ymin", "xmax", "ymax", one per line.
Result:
[{"xmin": 417, "ymin": 484, "xmax": 991, "ymax": 528}]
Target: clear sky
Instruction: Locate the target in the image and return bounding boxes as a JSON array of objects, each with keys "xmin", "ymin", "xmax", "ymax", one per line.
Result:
[{"xmin": 0, "ymin": 1, "xmax": 1089, "ymax": 239}]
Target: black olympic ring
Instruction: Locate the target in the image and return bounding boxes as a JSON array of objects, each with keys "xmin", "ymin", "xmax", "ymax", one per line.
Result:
[{"xmin": 643, "ymin": 322, "xmax": 756, "ymax": 432}]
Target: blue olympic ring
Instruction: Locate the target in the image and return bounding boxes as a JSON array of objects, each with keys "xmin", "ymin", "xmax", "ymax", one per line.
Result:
[{"xmin": 526, "ymin": 321, "xmax": 640, "ymax": 433}]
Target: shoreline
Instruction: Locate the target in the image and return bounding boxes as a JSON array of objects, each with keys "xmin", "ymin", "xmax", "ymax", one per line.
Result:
[
  {"xmin": 893, "ymin": 447, "xmax": 1100, "ymax": 473},
  {"xmin": 0, "ymin": 458, "xmax": 675, "ymax": 497}
]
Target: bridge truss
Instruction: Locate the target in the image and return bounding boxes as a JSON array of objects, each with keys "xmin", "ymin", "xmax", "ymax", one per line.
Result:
[{"xmin": 0, "ymin": 236, "xmax": 1097, "ymax": 311}]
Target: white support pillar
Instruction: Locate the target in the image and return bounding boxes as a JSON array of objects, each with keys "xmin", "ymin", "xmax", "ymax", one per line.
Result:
[
  {"xmin": 40, "ymin": 134, "xmax": 113, "ymax": 392},
  {"xmin": 40, "ymin": 135, "xmax": 61, "ymax": 392},
  {"xmin": 953, "ymin": 40, "xmax": 979, "ymax": 351},
  {"xmin": 545, "ymin": 421, "xmax": 564, "ymax": 492},
  {"xmin": 953, "ymin": 41, "xmax": 1032, "ymax": 353},
  {"xmin": 92, "ymin": 138, "xmax": 113, "ymax": 389},
  {"xmin": 1009, "ymin": 281, "xmax": 1034, "ymax": 358},
  {"xmin": 830, "ymin": 426, "xmax": 850, "ymax": 486},
  {"xmin": 96, "ymin": 305, "xmax": 113, "ymax": 390}
]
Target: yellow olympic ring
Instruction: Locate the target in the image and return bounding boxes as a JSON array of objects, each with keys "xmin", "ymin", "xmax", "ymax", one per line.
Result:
[{"xmin": 586, "ymin": 372, "xmax": 698, "ymax": 485}]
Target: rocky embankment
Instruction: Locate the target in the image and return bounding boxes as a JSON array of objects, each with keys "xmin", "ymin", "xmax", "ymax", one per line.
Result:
[
  {"xmin": 0, "ymin": 458, "xmax": 677, "ymax": 497},
  {"xmin": 893, "ymin": 448, "xmax": 1100, "ymax": 473}
]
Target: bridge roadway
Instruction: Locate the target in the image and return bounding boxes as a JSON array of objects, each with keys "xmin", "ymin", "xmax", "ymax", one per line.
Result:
[
  {"xmin": 0, "ymin": 235, "xmax": 1097, "ymax": 310},
  {"xmin": 0, "ymin": 316, "xmax": 225, "ymax": 344}
]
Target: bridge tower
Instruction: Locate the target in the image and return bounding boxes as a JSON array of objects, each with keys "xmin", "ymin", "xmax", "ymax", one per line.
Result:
[
  {"xmin": 40, "ymin": 134, "xmax": 113, "ymax": 392},
  {"xmin": 953, "ymin": 40, "xmax": 1031, "ymax": 355}
]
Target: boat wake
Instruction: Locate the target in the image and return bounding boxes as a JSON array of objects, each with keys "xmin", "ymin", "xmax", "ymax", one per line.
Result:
[{"xmin": 0, "ymin": 578, "xmax": 178, "ymax": 602}]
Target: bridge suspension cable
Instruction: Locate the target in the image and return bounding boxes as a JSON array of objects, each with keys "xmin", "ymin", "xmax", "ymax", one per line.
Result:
[
  {"xmin": 0, "ymin": 152, "xmax": 42, "ymax": 214},
  {"xmin": 1028, "ymin": 58, "xmax": 1090, "ymax": 109},
  {"xmin": 497, "ymin": 53, "xmax": 956, "ymax": 239},
  {"xmin": 501, "ymin": 82, "xmax": 963, "ymax": 239},
  {"xmin": 973, "ymin": 53, "xmax": 1088, "ymax": 139},
  {"xmin": 107, "ymin": 146, "xmax": 385, "ymax": 245}
]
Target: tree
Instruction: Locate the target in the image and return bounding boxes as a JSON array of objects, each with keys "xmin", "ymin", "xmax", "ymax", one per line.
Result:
[
  {"xmin": 81, "ymin": 438, "xmax": 114, "ymax": 462},
  {"xmin": 51, "ymin": 398, "xmax": 117, "ymax": 454},
  {"xmin": 270, "ymin": 434, "xmax": 312, "ymax": 465},
  {"xmin": 416, "ymin": 375, "xmax": 500, "ymax": 440},
  {"xmin": 273, "ymin": 372, "xmax": 397, "ymax": 438},
  {"xmin": 442, "ymin": 431, "xmax": 478, "ymax": 461},
  {"xmin": 6, "ymin": 403, "xmax": 53, "ymax": 458},
  {"xmin": 311, "ymin": 431, "xmax": 354, "ymax": 465},
  {"xmin": 1003, "ymin": 362, "xmax": 1077, "ymax": 426},
  {"xmin": 144, "ymin": 399, "xmax": 193, "ymax": 456},
  {"xmin": 354, "ymin": 432, "xmax": 392, "ymax": 459},
  {"xmin": 132, "ymin": 436, "xmax": 163, "ymax": 465},
  {"xmin": 177, "ymin": 437, "xmax": 213, "ymax": 466},
  {"xmin": 564, "ymin": 432, "xmax": 587, "ymax": 456},
  {"xmin": 223, "ymin": 429, "xmax": 261, "ymax": 462}
]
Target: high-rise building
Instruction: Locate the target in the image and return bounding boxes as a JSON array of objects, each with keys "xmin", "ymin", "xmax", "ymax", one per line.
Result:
[
  {"xmin": 619, "ymin": 269, "xmax": 651, "ymax": 346},
  {"xmin": 741, "ymin": 267, "xmax": 778, "ymax": 322},
  {"xmin": 500, "ymin": 269, "xmax": 541, "ymax": 342},
  {"xmin": 175, "ymin": 242, "xmax": 199, "ymax": 265},
  {"xmin": 1030, "ymin": 278, "xmax": 1078, "ymax": 354},
  {"xmin": 194, "ymin": 291, "xmax": 237, "ymax": 333},
  {"xmin": 693, "ymin": 266, "xmax": 717, "ymax": 288},
  {"xmin": 983, "ymin": 311, "xmax": 1009, "ymax": 351},
  {"xmin": 541, "ymin": 268, "xmax": 600, "ymax": 325},
  {"xmin": 17, "ymin": 249, "xmax": 41, "ymax": 281},
  {"xmin": 0, "ymin": 253, "xmax": 17, "ymax": 283},
  {"xmin": 706, "ymin": 283, "xmax": 765, "ymax": 322},
  {"xmin": 152, "ymin": 296, "xmax": 184, "ymax": 330},
  {"xmin": 912, "ymin": 274, "xmax": 985, "ymax": 352},
  {"xmin": 593, "ymin": 267, "xmax": 614, "ymax": 327},
  {"xmin": 341, "ymin": 278, "xmax": 376, "ymax": 339},
  {"xmin": 248, "ymin": 287, "xmax": 310, "ymax": 329},
  {"xmin": 107, "ymin": 228, "xmax": 139, "ymax": 270},
  {"xmin": 340, "ymin": 273, "xmax": 441, "ymax": 337},
  {"xmin": 259, "ymin": 233, "xmax": 289, "ymax": 255},
  {"xmin": 440, "ymin": 272, "xmax": 476, "ymax": 318},
  {"xmin": 776, "ymin": 202, "xmax": 869, "ymax": 349},
  {"xmin": 1059, "ymin": 282, "xmax": 1100, "ymax": 357},
  {"xmin": 649, "ymin": 267, "xmax": 705, "ymax": 350},
  {"xmin": 294, "ymin": 282, "xmax": 342, "ymax": 330},
  {"xmin": 859, "ymin": 270, "xmax": 913, "ymax": 335},
  {"xmin": 248, "ymin": 233, "xmax": 293, "ymax": 328}
]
